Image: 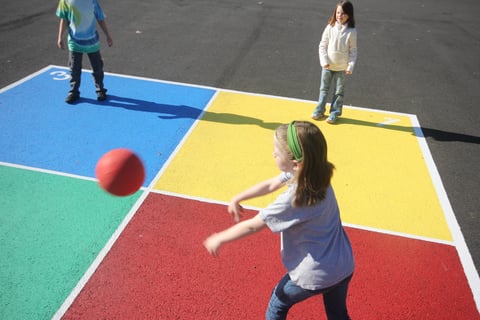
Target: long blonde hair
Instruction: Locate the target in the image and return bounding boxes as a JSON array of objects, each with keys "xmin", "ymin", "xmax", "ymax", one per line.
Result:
[{"xmin": 275, "ymin": 121, "xmax": 335, "ymax": 207}]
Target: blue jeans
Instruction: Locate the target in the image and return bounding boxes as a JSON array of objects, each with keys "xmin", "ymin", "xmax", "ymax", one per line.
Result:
[
  {"xmin": 313, "ymin": 69, "xmax": 345, "ymax": 118},
  {"xmin": 265, "ymin": 273, "xmax": 352, "ymax": 320}
]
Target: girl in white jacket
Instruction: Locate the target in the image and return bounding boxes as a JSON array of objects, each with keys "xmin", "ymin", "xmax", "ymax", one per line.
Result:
[{"xmin": 312, "ymin": 1, "xmax": 357, "ymax": 124}]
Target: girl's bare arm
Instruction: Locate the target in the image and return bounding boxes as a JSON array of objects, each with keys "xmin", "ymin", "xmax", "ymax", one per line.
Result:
[
  {"xmin": 204, "ymin": 214, "xmax": 267, "ymax": 256},
  {"xmin": 228, "ymin": 176, "xmax": 285, "ymax": 222}
]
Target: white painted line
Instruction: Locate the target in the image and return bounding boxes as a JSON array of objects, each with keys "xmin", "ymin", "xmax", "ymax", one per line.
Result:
[
  {"xmin": 149, "ymin": 189, "xmax": 455, "ymax": 246},
  {"xmin": 47, "ymin": 65, "xmax": 416, "ymax": 117},
  {"xmin": 0, "ymin": 65, "xmax": 54, "ymax": 93},
  {"xmin": 146, "ymin": 90, "xmax": 220, "ymax": 190},
  {"xmin": 412, "ymin": 117, "xmax": 480, "ymax": 312},
  {"xmin": 377, "ymin": 117, "xmax": 401, "ymax": 127},
  {"xmin": 51, "ymin": 188, "xmax": 150, "ymax": 320},
  {"xmin": 0, "ymin": 161, "xmax": 97, "ymax": 182}
]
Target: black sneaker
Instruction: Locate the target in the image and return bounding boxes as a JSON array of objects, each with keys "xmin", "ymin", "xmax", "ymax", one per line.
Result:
[
  {"xmin": 65, "ymin": 92, "xmax": 80, "ymax": 104},
  {"xmin": 97, "ymin": 90, "xmax": 107, "ymax": 101}
]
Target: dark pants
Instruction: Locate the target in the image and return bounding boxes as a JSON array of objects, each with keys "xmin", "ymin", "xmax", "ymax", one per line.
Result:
[
  {"xmin": 266, "ymin": 273, "xmax": 353, "ymax": 320},
  {"xmin": 68, "ymin": 50, "xmax": 105, "ymax": 94}
]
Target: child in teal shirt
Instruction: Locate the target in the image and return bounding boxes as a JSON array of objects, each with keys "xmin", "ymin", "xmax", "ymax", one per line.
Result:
[{"xmin": 56, "ymin": 0, "xmax": 113, "ymax": 103}]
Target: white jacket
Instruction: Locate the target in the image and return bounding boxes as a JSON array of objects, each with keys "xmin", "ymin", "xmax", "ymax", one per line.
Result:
[{"xmin": 319, "ymin": 22, "xmax": 357, "ymax": 72}]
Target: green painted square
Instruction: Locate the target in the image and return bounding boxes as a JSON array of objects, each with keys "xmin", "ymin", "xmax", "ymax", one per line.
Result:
[{"xmin": 0, "ymin": 165, "xmax": 141, "ymax": 319}]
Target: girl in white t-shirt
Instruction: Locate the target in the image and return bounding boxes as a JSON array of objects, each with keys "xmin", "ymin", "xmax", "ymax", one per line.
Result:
[
  {"xmin": 312, "ymin": 1, "xmax": 357, "ymax": 124},
  {"xmin": 204, "ymin": 121, "xmax": 354, "ymax": 320}
]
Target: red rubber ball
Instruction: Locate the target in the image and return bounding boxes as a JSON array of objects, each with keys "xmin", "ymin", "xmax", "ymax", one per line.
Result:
[{"xmin": 95, "ymin": 148, "xmax": 145, "ymax": 196}]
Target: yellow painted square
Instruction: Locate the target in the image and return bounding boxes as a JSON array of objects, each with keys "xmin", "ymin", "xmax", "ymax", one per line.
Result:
[{"xmin": 154, "ymin": 90, "xmax": 452, "ymax": 242}]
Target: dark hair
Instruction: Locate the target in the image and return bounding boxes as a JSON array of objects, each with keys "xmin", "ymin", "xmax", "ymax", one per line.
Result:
[
  {"xmin": 328, "ymin": 1, "xmax": 355, "ymax": 28},
  {"xmin": 276, "ymin": 121, "xmax": 335, "ymax": 207}
]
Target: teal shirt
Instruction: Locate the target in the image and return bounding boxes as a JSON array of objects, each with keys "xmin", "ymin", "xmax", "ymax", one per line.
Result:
[{"xmin": 56, "ymin": 0, "xmax": 105, "ymax": 53}]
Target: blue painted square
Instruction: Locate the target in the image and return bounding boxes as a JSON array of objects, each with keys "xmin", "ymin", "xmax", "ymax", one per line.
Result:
[{"xmin": 0, "ymin": 66, "xmax": 216, "ymax": 185}]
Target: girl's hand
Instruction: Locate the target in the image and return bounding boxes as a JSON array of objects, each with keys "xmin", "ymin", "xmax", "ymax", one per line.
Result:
[
  {"xmin": 228, "ymin": 201, "xmax": 244, "ymax": 222},
  {"xmin": 345, "ymin": 70, "xmax": 352, "ymax": 75},
  {"xmin": 323, "ymin": 64, "xmax": 330, "ymax": 69},
  {"xmin": 204, "ymin": 234, "xmax": 222, "ymax": 256}
]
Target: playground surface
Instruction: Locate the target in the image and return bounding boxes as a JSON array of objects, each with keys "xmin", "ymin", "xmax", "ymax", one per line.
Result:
[
  {"xmin": 1, "ymin": 0, "xmax": 479, "ymax": 319},
  {"xmin": 1, "ymin": 66, "xmax": 479, "ymax": 319}
]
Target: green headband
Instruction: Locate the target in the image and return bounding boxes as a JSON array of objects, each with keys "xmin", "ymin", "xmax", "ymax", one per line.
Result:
[{"xmin": 287, "ymin": 121, "xmax": 303, "ymax": 162}]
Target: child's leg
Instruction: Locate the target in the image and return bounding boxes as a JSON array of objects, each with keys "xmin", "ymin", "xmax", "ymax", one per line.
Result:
[
  {"xmin": 68, "ymin": 51, "xmax": 83, "ymax": 95},
  {"xmin": 265, "ymin": 274, "xmax": 321, "ymax": 320},
  {"xmin": 329, "ymin": 72, "xmax": 346, "ymax": 118},
  {"xmin": 87, "ymin": 51, "xmax": 105, "ymax": 93},
  {"xmin": 322, "ymin": 274, "xmax": 352, "ymax": 320},
  {"xmin": 312, "ymin": 68, "xmax": 333, "ymax": 118}
]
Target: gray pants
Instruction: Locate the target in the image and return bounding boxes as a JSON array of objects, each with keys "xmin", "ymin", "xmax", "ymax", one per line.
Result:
[{"xmin": 68, "ymin": 50, "xmax": 105, "ymax": 94}]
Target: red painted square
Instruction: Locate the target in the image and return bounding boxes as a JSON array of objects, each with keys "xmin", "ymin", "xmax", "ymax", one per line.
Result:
[{"xmin": 63, "ymin": 193, "xmax": 478, "ymax": 319}]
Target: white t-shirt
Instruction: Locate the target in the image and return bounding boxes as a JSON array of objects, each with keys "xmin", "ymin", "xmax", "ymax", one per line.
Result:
[{"xmin": 259, "ymin": 172, "xmax": 354, "ymax": 290}]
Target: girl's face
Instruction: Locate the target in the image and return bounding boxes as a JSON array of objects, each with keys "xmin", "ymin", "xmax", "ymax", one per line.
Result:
[
  {"xmin": 273, "ymin": 135, "xmax": 296, "ymax": 173},
  {"xmin": 336, "ymin": 6, "xmax": 349, "ymax": 25}
]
